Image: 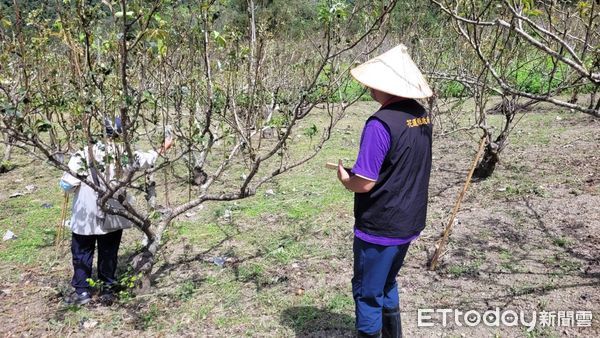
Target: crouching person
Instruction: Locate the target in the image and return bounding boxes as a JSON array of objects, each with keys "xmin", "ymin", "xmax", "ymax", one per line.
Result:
[{"xmin": 60, "ymin": 118, "xmax": 173, "ymax": 305}]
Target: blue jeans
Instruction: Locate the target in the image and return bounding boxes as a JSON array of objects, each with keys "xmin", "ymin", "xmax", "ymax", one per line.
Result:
[{"xmin": 352, "ymin": 236, "xmax": 410, "ymax": 334}]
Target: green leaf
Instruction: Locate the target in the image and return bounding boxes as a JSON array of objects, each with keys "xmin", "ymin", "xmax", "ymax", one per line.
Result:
[
  {"xmin": 35, "ymin": 120, "xmax": 52, "ymax": 132},
  {"xmin": 157, "ymin": 39, "xmax": 167, "ymax": 57},
  {"xmin": 212, "ymin": 31, "xmax": 226, "ymax": 48},
  {"xmin": 121, "ymin": 154, "xmax": 130, "ymax": 166},
  {"xmin": 1, "ymin": 18, "xmax": 12, "ymax": 28},
  {"xmin": 303, "ymin": 124, "xmax": 318, "ymax": 139},
  {"xmin": 523, "ymin": 8, "xmax": 542, "ymax": 16}
]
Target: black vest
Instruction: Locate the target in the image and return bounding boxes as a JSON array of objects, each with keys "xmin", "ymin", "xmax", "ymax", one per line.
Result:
[{"xmin": 354, "ymin": 99, "xmax": 433, "ymax": 238}]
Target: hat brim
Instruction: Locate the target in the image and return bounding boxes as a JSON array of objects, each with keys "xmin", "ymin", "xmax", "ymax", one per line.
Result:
[{"xmin": 350, "ymin": 45, "xmax": 433, "ymax": 99}]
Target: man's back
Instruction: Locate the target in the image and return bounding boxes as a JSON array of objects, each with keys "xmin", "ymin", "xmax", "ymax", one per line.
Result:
[{"xmin": 354, "ymin": 99, "xmax": 433, "ymax": 239}]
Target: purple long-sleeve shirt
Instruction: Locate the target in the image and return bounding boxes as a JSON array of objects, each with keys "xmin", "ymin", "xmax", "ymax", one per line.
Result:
[{"xmin": 351, "ymin": 118, "xmax": 420, "ymax": 246}]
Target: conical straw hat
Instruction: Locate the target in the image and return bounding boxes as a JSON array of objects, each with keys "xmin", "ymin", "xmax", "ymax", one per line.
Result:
[{"xmin": 350, "ymin": 44, "xmax": 433, "ymax": 99}]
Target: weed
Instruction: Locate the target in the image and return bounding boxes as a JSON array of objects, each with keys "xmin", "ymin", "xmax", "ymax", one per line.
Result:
[
  {"xmin": 175, "ymin": 280, "xmax": 197, "ymax": 301},
  {"xmin": 0, "ymin": 160, "xmax": 15, "ymax": 173},
  {"xmin": 236, "ymin": 262, "xmax": 265, "ymax": 283},
  {"xmin": 141, "ymin": 303, "xmax": 161, "ymax": 330},
  {"xmin": 327, "ymin": 293, "xmax": 353, "ymax": 312},
  {"xmin": 552, "ymin": 236, "xmax": 571, "ymax": 248},
  {"xmin": 498, "ymin": 249, "xmax": 521, "ymax": 272},
  {"xmin": 446, "ymin": 259, "xmax": 482, "ymax": 278},
  {"xmin": 195, "ymin": 304, "xmax": 213, "ymax": 320},
  {"xmin": 116, "ymin": 269, "xmax": 141, "ymax": 301},
  {"xmin": 85, "ymin": 278, "xmax": 105, "ymax": 289},
  {"xmin": 525, "ymin": 326, "xmax": 559, "ymax": 338},
  {"xmin": 543, "ymin": 253, "xmax": 582, "ymax": 273}
]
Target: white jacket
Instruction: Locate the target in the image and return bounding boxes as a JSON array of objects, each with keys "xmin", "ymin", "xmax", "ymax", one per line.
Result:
[{"xmin": 60, "ymin": 142, "xmax": 158, "ymax": 235}]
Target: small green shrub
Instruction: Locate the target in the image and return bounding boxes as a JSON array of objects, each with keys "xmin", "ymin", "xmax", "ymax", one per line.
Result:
[
  {"xmin": 438, "ymin": 80, "xmax": 469, "ymax": 98},
  {"xmin": 0, "ymin": 160, "xmax": 15, "ymax": 173}
]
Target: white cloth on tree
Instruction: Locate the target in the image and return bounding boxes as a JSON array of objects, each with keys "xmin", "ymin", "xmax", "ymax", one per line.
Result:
[{"xmin": 60, "ymin": 142, "xmax": 158, "ymax": 235}]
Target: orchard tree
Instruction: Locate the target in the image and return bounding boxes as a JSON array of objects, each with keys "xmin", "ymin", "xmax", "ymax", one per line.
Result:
[
  {"xmin": 430, "ymin": 0, "xmax": 599, "ymax": 178},
  {"xmin": 0, "ymin": 0, "xmax": 397, "ymax": 288}
]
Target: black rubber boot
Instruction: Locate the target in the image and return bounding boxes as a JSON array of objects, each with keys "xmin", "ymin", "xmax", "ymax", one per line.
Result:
[
  {"xmin": 357, "ymin": 330, "xmax": 382, "ymax": 338},
  {"xmin": 382, "ymin": 307, "xmax": 402, "ymax": 338}
]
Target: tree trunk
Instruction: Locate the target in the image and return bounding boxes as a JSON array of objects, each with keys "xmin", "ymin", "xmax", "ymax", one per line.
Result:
[
  {"xmin": 473, "ymin": 95, "xmax": 519, "ymax": 180},
  {"xmin": 473, "ymin": 132, "xmax": 507, "ymax": 179},
  {"xmin": 473, "ymin": 143, "xmax": 499, "ymax": 179},
  {"xmin": 130, "ymin": 217, "xmax": 171, "ymax": 292},
  {"xmin": 0, "ymin": 133, "xmax": 14, "ymax": 173}
]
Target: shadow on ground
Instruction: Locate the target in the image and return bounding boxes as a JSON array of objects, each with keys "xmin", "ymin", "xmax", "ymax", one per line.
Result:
[
  {"xmin": 420, "ymin": 194, "xmax": 600, "ymax": 312},
  {"xmin": 280, "ymin": 306, "xmax": 355, "ymax": 337}
]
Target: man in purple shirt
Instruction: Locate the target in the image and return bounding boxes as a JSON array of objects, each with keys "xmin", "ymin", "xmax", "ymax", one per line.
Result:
[{"xmin": 336, "ymin": 45, "xmax": 433, "ymax": 338}]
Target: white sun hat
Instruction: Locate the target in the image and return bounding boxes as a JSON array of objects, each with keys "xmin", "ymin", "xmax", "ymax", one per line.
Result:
[{"xmin": 350, "ymin": 44, "xmax": 433, "ymax": 99}]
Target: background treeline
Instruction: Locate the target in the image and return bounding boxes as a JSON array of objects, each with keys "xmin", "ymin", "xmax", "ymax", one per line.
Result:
[{"xmin": 4, "ymin": 0, "xmax": 594, "ymax": 101}]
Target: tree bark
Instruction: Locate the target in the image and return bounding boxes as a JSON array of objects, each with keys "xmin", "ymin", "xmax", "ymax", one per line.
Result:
[
  {"xmin": 473, "ymin": 131, "xmax": 508, "ymax": 179},
  {"xmin": 0, "ymin": 133, "xmax": 14, "ymax": 173}
]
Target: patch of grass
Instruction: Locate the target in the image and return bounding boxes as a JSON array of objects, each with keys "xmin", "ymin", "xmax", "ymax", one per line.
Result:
[
  {"xmin": 267, "ymin": 240, "xmax": 307, "ymax": 264},
  {"xmin": 544, "ymin": 253, "xmax": 582, "ymax": 273},
  {"xmin": 214, "ymin": 312, "xmax": 250, "ymax": 329},
  {"xmin": 141, "ymin": 303, "xmax": 161, "ymax": 330},
  {"xmin": 281, "ymin": 305, "xmax": 317, "ymax": 331},
  {"xmin": 104, "ymin": 313, "xmax": 125, "ymax": 331},
  {"xmin": 445, "ymin": 259, "xmax": 482, "ymax": 278},
  {"xmin": 509, "ymin": 284, "xmax": 537, "ymax": 297},
  {"xmin": 524, "ymin": 326, "xmax": 559, "ymax": 338},
  {"xmin": 498, "ymin": 249, "xmax": 512, "ymax": 261},
  {"xmin": 236, "ymin": 262, "xmax": 265, "ymax": 283},
  {"xmin": 236, "ymin": 175, "xmax": 350, "ymax": 222},
  {"xmin": 477, "ymin": 159, "xmax": 550, "ymax": 200},
  {"xmin": 499, "ymin": 249, "xmax": 521, "ymax": 272},
  {"xmin": 54, "ymin": 305, "xmax": 94, "ymax": 330},
  {"xmin": 0, "ymin": 160, "xmax": 15, "ymax": 173},
  {"xmin": 175, "ymin": 280, "xmax": 197, "ymax": 301},
  {"xmin": 254, "ymin": 287, "xmax": 291, "ymax": 310},
  {"xmin": 552, "ymin": 236, "xmax": 571, "ymax": 248},
  {"xmin": 486, "ymin": 162, "xmax": 550, "ymax": 198},
  {"xmin": 510, "ymin": 111, "xmax": 569, "ymax": 148},
  {"xmin": 213, "ymin": 279, "xmax": 242, "ymax": 307},
  {"xmin": 0, "ymin": 194, "xmax": 64, "ymax": 264},
  {"xmin": 194, "ymin": 304, "xmax": 213, "ymax": 321},
  {"xmin": 326, "ymin": 293, "xmax": 353, "ymax": 313},
  {"xmin": 174, "ymin": 221, "xmax": 235, "ymax": 248}
]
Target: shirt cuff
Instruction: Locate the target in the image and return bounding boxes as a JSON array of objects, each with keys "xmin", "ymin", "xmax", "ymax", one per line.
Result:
[
  {"xmin": 355, "ymin": 173, "xmax": 377, "ymax": 182},
  {"xmin": 351, "ymin": 167, "xmax": 378, "ymax": 181}
]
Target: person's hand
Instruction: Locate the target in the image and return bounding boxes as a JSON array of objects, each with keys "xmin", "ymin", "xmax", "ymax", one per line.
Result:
[
  {"xmin": 163, "ymin": 136, "xmax": 175, "ymax": 151},
  {"xmin": 159, "ymin": 136, "xmax": 175, "ymax": 155},
  {"xmin": 337, "ymin": 159, "xmax": 350, "ymax": 184}
]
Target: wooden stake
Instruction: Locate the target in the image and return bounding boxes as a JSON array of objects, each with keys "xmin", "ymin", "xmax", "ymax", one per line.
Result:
[
  {"xmin": 56, "ymin": 192, "xmax": 69, "ymax": 246},
  {"xmin": 428, "ymin": 136, "xmax": 487, "ymax": 270}
]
